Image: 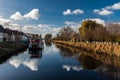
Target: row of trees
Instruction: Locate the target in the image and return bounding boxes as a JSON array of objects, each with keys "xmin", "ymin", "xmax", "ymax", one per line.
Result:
[
  {"xmin": 79, "ymin": 20, "xmax": 108, "ymax": 42},
  {"xmin": 52, "ymin": 27, "xmax": 80, "ymax": 41},
  {"xmin": 80, "ymin": 20, "xmax": 120, "ymax": 42},
  {"xmin": 45, "ymin": 20, "xmax": 120, "ymax": 42}
]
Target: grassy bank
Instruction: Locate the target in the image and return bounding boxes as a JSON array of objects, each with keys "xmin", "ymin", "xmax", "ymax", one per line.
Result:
[
  {"xmin": 0, "ymin": 42, "xmax": 28, "ymax": 57},
  {"xmin": 53, "ymin": 40, "xmax": 120, "ymax": 57}
]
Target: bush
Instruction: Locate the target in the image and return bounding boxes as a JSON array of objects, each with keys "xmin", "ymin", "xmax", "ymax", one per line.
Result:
[{"xmin": 116, "ymin": 37, "xmax": 120, "ymax": 42}]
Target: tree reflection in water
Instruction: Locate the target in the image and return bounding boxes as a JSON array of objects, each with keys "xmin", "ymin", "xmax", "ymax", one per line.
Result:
[
  {"xmin": 56, "ymin": 45, "xmax": 75, "ymax": 58},
  {"xmin": 55, "ymin": 43, "xmax": 120, "ymax": 80},
  {"xmin": 45, "ymin": 40, "xmax": 52, "ymax": 47},
  {"xmin": 79, "ymin": 55, "xmax": 102, "ymax": 70}
]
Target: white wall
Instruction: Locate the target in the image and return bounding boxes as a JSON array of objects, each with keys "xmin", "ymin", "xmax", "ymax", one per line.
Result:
[
  {"xmin": 22, "ymin": 35, "xmax": 28, "ymax": 41},
  {"xmin": 12, "ymin": 35, "xmax": 15, "ymax": 42},
  {"xmin": 0, "ymin": 33, "xmax": 3, "ymax": 42}
]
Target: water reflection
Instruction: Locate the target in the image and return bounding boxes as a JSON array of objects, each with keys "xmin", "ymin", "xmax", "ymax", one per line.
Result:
[
  {"xmin": 9, "ymin": 50, "xmax": 43, "ymax": 71},
  {"xmin": 95, "ymin": 65, "xmax": 120, "ymax": 79},
  {"xmin": 55, "ymin": 43, "xmax": 120, "ymax": 79},
  {"xmin": 55, "ymin": 44, "xmax": 75, "ymax": 58},
  {"xmin": 29, "ymin": 51, "xmax": 42, "ymax": 58},
  {"xmin": 23, "ymin": 59, "xmax": 39, "ymax": 71},
  {"xmin": 45, "ymin": 40, "xmax": 52, "ymax": 46},
  {"xmin": 56, "ymin": 44, "xmax": 102, "ymax": 69},
  {"xmin": 0, "ymin": 48, "xmax": 27, "ymax": 65},
  {"xmin": 79, "ymin": 55, "xmax": 102, "ymax": 70},
  {"xmin": 63, "ymin": 64, "xmax": 83, "ymax": 71},
  {"xmin": 55, "ymin": 43, "xmax": 120, "ymax": 68}
]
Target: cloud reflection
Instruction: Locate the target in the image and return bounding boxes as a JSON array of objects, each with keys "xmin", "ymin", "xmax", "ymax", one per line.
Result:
[
  {"xmin": 44, "ymin": 45, "xmax": 59, "ymax": 55},
  {"xmin": 9, "ymin": 58, "xmax": 39, "ymax": 71},
  {"xmin": 9, "ymin": 58, "xmax": 22, "ymax": 68},
  {"xmin": 63, "ymin": 65, "xmax": 83, "ymax": 71},
  {"xmin": 23, "ymin": 59, "xmax": 39, "ymax": 71}
]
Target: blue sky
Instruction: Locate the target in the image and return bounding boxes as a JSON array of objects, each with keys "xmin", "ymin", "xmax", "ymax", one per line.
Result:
[{"xmin": 0, "ymin": 0, "xmax": 120, "ymax": 36}]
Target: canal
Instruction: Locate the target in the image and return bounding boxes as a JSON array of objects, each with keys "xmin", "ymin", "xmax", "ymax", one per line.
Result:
[{"xmin": 0, "ymin": 42, "xmax": 120, "ymax": 80}]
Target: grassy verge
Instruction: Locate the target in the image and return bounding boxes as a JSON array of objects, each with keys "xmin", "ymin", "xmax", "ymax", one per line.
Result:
[{"xmin": 0, "ymin": 42, "xmax": 28, "ymax": 57}]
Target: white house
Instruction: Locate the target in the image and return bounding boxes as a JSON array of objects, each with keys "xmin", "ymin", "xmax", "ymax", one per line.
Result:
[
  {"xmin": 0, "ymin": 33, "xmax": 3, "ymax": 42},
  {"xmin": 19, "ymin": 31, "xmax": 29, "ymax": 42},
  {"xmin": 5, "ymin": 28, "xmax": 12, "ymax": 42},
  {"xmin": 11, "ymin": 30, "xmax": 19, "ymax": 42},
  {"xmin": 0, "ymin": 25, "xmax": 29, "ymax": 42}
]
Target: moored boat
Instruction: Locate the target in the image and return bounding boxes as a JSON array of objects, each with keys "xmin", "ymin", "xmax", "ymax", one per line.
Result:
[{"xmin": 28, "ymin": 38, "xmax": 44, "ymax": 51}]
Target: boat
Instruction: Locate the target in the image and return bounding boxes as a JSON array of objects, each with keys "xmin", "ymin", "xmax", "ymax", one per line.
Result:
[{"xmin": 28, "ymin": 38, "xmax": 44, "ymax": 51}]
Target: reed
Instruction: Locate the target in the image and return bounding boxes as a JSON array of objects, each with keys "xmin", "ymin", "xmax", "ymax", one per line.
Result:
[{"xmin": 53, "ymin": 40, "xmax": 120, "ymax": 57}]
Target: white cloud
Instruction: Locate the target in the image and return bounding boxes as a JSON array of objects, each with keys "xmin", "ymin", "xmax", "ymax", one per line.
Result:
[
  {"xmin": 64, "ymin": 21, "xmax": 81, "ymax": 32},
  {"xmin": 111, "ymin": 2, "xmax": 120, "ymax": 10},
  {"xmin": 64, "ymin": 21, "xmax": 77, "ymax": 25},
  {"xmin": 24, "ymin": 9, "xmax": 40, "ymax": 20},
  {"xmin": 98, "ymin": 10, "xmax": 113, "ymax": 16},
  {"xmin": 105, "ymin": 2, "xmax": 120, "ymax": 10},
  {"xmin": 63, "ymin": 9, "xmax": 72, "ymax": 15},
  {"xmin": 72, "ymin": 9, "xmax": 84, "ymax": 14},
  {"xmin": 0, "ymin": 17, "xmax": 21, "ymax": 30},
  {"xmin": 94, "ymin": 2, "xmax": 120, "ymax": 16},
  {"xmin": 10, "ymin": 11, "xmax": 23, "ymax": 20},
  {"xmin": 10, "ymin": 9, "xmax": 40, "ymax": 20},
  {"xmin": 21, "ymin": 24, "xmax": 61, "ymax": 37},
  {"xmin": 63, "ymin": 9, "xmax": 84, "ymax": 15},
  {"xmin": 94, "ymin": 9, "xmax": 113, "ymax": 16},
  {"xmin": 0, "ymin": 16, "xmax": 61, "ymax": 37},
  {"xmin": 0, "ymin": 18, "xmax": 11, "ymax": 26}
]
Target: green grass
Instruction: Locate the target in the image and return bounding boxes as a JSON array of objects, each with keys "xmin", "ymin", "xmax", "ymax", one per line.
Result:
[{"xmin": 0, "ymin": 42, "xmax": 27, "ymax": 57}]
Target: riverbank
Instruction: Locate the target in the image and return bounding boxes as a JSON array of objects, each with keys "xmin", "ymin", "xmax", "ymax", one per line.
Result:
[
  {"xmin": 0, "ymin": 42, "xmax": 28, "ymax": 57},
  {"xmin": 53, "ymin": 40, "xmax": 120, "ymax": 57}
]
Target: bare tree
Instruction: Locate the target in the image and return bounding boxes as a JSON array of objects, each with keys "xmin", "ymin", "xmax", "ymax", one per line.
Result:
[
  {"xmin": 105, "ymin": 22, "xmax": 120, "ymax": 41},
  {"xmin": 58, "ymin": 27, "xmax": 75, "ymax": 41}
]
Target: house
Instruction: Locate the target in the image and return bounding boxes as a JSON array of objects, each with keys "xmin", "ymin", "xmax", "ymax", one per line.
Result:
[
  {"xmin": 4, "ymin": 28, "xmax": 12, "ymax": 42},
  {"xmin": 11, "ymin": 30, "xmax": 20, "ymax": 42},
  {"xmin": 19, "ymin": 31, "xmax": 29, "ymax": 42},
  {"xmin": 0, "ymin": 25, "xmax": 29, "ymax": 42},
  {"xmin": 0, "ymin": 25, "xmax": 7, "ymax": 42},
  {"xmin": 11, "ymin": 30, "xmax": 29, "ymax": 42}
]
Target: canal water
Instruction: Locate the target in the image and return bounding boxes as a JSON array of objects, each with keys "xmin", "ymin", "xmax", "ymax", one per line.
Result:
[{"xmin": 0, "ymin": 42, "xmax": 120, "ymax": 80}]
